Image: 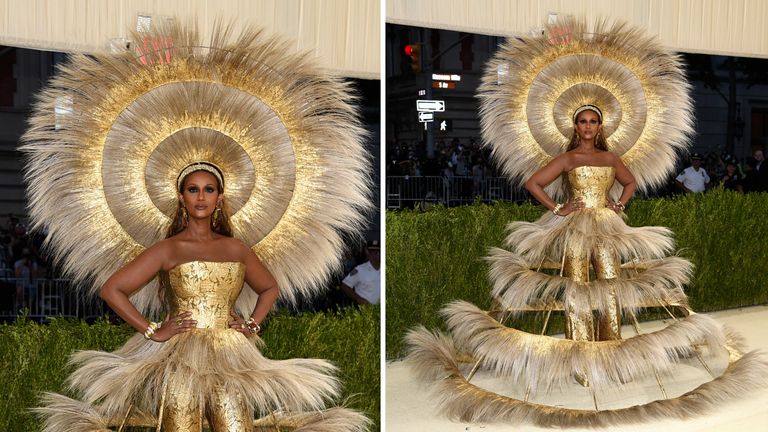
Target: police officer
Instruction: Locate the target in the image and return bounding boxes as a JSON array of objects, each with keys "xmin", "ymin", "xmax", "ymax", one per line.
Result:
[{"xmin": 340, "ymin": 240, "xmax": 381, "ymax": 305}]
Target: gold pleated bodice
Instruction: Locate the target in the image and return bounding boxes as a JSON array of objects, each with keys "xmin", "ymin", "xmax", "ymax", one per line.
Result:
[
  {"xmin": 166, "ymin": 261, "xmax": 245, "ymax": 329},
  {"xmin": 567, "ymin": 166, "xmax": 615, "ymax": 208}
]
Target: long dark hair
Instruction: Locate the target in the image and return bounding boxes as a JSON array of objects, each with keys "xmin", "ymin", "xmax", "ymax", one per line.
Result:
[{"xmin": 166, "ymin": 165, "xmax": 234, "ymax": 238}]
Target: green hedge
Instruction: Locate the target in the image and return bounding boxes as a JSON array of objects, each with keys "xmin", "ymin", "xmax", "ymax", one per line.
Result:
[
  {"xmin": 386, "ymin": 189, "xmax": 768, "ymax": 358},
  {"xmin": 0, "ymin": 307, "xmax": 379, "ymax": 432}
]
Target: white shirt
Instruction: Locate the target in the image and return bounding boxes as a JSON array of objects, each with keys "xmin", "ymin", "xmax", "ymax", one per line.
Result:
[
  {"xmin": 676, "ymin": 166, "xmax": 710, "ymax": 193},
  {"xmin": 342, "ymin": 261, "xmax": 380, "ymax": 305}
]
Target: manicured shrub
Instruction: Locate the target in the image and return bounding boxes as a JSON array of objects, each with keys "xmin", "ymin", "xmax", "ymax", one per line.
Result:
[
  {"xmin": 0, "ymin": 307, "xmax": 379, "ymax": 431},
  {"xmin": 386, "ymin": 190, "xmax": 768, "ymax": 358}
]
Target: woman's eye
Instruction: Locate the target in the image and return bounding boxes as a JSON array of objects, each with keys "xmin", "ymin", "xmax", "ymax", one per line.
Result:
[
  {"xmin": 205, "ymin": 187, "xmax": 215, "ymax": 193},
  {"xmin": 187, "ymin": 187, "xmax": 198, "ymax": 193}
]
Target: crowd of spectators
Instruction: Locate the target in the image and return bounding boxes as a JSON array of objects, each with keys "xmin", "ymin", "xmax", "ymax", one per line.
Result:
[
  {"xmin": 0, "ymin": 215, "xmax": 50, "ymax": 311},
  {"xmin": 387, "ymin": 137, "xmax": 501, "ymax": 179},
  {"xmin": 676, "ymin": 149, "xmax": 767, "ymax": 194},
  {"xmin": 387, "ymin": 136, "xmax": 768, "ymax": 202}
]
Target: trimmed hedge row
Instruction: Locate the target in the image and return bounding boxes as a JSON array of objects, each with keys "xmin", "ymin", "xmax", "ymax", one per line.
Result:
[
  {"xmin": 386, "ymin": 189, "xmax": 768, "ymax": 358},
  {"xmin": 0, "ymin": 306, "xmax": 379, "ymax": 431}
]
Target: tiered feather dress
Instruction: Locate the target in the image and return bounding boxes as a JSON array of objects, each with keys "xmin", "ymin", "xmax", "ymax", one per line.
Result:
[{"xmin": 406, "ymin": 165, "xmax": 768, "ymax": 427}]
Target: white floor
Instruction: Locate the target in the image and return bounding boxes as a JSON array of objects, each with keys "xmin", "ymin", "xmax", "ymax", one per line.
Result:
[{"xmin": 386, "ymin": 306, "xmax": 768, "ymax": 432}]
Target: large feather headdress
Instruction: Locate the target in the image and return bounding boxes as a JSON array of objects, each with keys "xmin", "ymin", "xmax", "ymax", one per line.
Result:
[
  {"xmin": 478, "ymin": 17, "xmax": 694, "ymax": 197},
  {"xmin": 21, "ymin": 20, "xmax": 371, "ymax": 315}
]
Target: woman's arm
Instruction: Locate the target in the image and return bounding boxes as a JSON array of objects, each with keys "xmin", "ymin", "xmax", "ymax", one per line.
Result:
[
  {"xmin": 99, "ymin": 241, "xmax": 196, "ymax": 341},
  {"xmin": 611, "ymin": 154, "xmax": 637, "ymax": 212},
  {"xmin": 230, "ymin": 241, "xmax": 279, "ymax": 333},
  {"xmin": 525, "ymin": 154, "xmax": 583, "ymax": 215}
]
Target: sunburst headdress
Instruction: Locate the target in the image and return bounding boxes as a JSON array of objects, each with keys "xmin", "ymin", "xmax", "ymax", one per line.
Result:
[
  {"xmin": 478, "ymin": 17, "xmax": 694, "ymax": 198},
  {"xmin": 21, "ymin": 20, "xmax": 371, "ymax": 315}
]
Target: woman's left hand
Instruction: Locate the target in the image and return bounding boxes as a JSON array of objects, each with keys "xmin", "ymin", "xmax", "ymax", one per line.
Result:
[
  {"xmin": 228, "ymin": 309, "xmax": 257, "ymax": 337},
  {"xmin": 606, "ymin": 199, "xmax": 625, "ymax": 214}
]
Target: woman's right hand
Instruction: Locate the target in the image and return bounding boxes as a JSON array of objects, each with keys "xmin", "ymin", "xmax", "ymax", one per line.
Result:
[
  {"xmin": 150, "ymin": 311, "xmax": 197, "ymax": 342},
  {"xmin": 554, "ymin": 197, "xmax": 584, "ymax": 216}
]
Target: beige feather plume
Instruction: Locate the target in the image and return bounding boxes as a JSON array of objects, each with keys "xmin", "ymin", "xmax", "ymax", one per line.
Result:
[
  {"xmin": 443, "ymin": 301, "xmax": 727, "ymax": 394},
  {"xmin": 405, "ymin": 327, "xmax": 768, "ymax": 427},
  {"xmin": 21, "ymin": 20, "xmax": 372, "ymax": 314},
  {"xmin": 478, "ymin": 17, "xmax": 694, "ymax": 197}
]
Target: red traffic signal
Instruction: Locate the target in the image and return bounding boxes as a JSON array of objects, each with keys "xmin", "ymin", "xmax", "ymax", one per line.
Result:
[{"xmin": 404, "ymin": 44, "xmax": 422, "ymax": 73}]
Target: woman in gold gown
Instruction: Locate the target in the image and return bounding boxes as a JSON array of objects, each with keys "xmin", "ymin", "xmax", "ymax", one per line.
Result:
[
  {"xmin": 37, "ymin": 163, "xmax": 367, "ymax": 431},
  {"xmin": 521, "ymin": 105, "xmax": 635, "ymax": 343},
  {"xmin": 23, "ymin": 21, "xmax": 372, "ymax": 432},
  {"xmin": 405, "ymin": 18, "xmax": 768, "ymax": 427}
]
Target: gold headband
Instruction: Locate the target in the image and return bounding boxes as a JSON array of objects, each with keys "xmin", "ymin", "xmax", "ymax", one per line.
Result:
[
  {"xmin": 176, "ymin": 162, "xmax": 225, "ymax": 191},
  {"xmin": 573, "ymin": 104, "xmax": 603, "ymax": 123}
]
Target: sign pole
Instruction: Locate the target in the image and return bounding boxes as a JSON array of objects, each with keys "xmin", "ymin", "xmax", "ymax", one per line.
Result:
[{"xmin": 424, "ymin": 28, "xmax": 435, "ymax": 159}]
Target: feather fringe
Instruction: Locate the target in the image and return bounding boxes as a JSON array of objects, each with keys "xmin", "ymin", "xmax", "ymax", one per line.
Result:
[
  {"xmin": 487, "ymin": 252, "xmax": 691, "ymax": 316},
  {"xmin": 441, "ymin": 301, "xmax": 727, "ymax": 394},
  {"xmin": 405, "ymin": 327, "xmax": 768, "ymax": 427},
  {"xmin": 65, "ymin": 330, "xmax": 340, "ymax": 420},
  {"xmin": 35, "ymin": 394, "xmax": 369, "ymax": 432},
  {"xmin": 499, "ymin": 209, "xmax": 676, "ymax": 265}
]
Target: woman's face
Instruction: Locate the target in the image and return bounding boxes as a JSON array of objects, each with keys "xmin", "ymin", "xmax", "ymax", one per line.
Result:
[
  {"xmin": 727, "ymin": 163, "xmax": 736, "ymax": 175},
  {"xmin": 178, "ymin": 170, "xmax": 222, "ymax": 220},
  {"xmin": 574, "ymin": 110, "xmax": 601, "ymax": 141}
]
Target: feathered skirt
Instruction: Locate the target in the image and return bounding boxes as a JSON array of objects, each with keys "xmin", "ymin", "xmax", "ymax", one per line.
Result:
[
  {"xmin": 37, "ymin": 328, "xmax": 368, "ymax": 431},
  {"xmin": 405, "ymin": 208, "xmax": 768, "ymax": 427}
]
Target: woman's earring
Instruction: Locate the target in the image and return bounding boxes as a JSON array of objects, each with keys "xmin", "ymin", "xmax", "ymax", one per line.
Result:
[
  {"xmin": 181, "ymin": 206, "xmax": 189, "ymax": 226},
  {"xmin": 212, "ymin": 206, "xmax": 221, "ymax": 228}
]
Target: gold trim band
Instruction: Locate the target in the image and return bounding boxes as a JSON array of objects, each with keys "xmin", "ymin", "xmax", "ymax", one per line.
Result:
[
  {"xmin": 572, "ymin": 104, "xmax": 603, "ymax": 122},
  {"xmin": 176, "ymin": 162, "xmax": 225, "ymax": 191}
]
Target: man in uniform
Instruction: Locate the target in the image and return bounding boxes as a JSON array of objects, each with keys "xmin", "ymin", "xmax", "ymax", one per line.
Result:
[
  {"xmin": 340, "ymin": 240, "xmax": 380, "ymax": 305},
  {"xmin": 675, "ymin": 153, "xmax": 710, "ymax": 193}
]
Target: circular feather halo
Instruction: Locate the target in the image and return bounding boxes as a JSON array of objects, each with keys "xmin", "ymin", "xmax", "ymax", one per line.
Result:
[
  {"xmin": 478, "ymin": 18, "xmax": 694, "ymax": 198},
  {"xmin": 21, "ymin": 21, "xmax": 372, "ymax": 315}
]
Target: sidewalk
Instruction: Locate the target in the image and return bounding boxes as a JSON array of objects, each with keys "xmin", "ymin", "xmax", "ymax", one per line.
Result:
[{"xmin": 386, "ymin": 306, "xmax": 768, "ymax": 432}]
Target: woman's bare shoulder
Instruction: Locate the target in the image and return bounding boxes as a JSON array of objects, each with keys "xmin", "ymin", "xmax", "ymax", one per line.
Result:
[
  {"xmin": 218, "ymin": 236, "xmax": 251, "ymax": 257},
  {"xmin": 603, "ymin": 151, "xmax": 622, "ymax": 165},
  {"xmin": 550, "ymin": 152, "xmax": 574, "ymax": 168},
  {"xmin": 134, "ymin": 238, "xmax": 175, "ymax": 267}
]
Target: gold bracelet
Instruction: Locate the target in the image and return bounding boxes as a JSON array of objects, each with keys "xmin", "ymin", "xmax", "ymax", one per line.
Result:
[
  {"xmin": 245, "ymin": 318, "xmax": 261, "ymax": 334},
  {"xmin": 552, "ymin": 203, "xmax": 564, "ymax": 216},
  {"xmin": 143, "ymin": 321, "xmax": 160, "ymax": 340}
]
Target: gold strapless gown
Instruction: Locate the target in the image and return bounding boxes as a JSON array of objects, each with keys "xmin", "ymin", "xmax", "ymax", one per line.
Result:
[
  {"xmin": 38, "ymin": 261, "xmax": 367, "ymax": 432},
  {"xmin": 406, "ymin": 165, "xmax": 767, "ymax": 426}
]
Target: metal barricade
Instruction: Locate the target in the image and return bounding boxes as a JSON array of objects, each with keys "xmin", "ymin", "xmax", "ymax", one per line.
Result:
[
  {"xmin": 386, "ymin": 176, "xmax": 528, "ymax": 208},
  {"xmin": 0, "ymin": 277, "xmax": 106, "ymax": 320}
]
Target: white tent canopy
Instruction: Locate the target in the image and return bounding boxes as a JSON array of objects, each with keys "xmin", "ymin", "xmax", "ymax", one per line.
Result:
[
  {"xmin": 387, "ymin": 0, "xmax": 768, "ymax": 59},
  {"xmin": 0, "ymin": 0, "xmax": 380, "ymax": 79}
]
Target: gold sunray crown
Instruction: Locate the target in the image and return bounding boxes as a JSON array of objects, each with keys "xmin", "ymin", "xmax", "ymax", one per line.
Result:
[
  {"xmin": 478, "ymin": 17, "xmax": 694, "ymax": 198},
  {"xmin": 22, "ymin": 20, "xmax": 372, "ymax": 315}
]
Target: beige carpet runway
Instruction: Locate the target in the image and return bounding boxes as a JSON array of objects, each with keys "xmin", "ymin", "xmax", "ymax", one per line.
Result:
[{"xmin": 386, "ymin": 306, "xmax": 768, "ymax": 432}]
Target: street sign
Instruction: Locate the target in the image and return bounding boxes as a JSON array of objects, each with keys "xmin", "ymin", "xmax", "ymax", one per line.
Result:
[
  {"xmin": 436, "ymin": 119, "xmax": 452, "ymax": 132},
  {"xmin": 418, "ymin": 112, "xmax": 434, "ymax": 122},
  {"xmin": 417, "ymin": 89, "xmax": 426, "ymax": 96},
  {"xmin": 432, "ymin": 81, "xmax": 456, "ymax": 89},
  {"xmin": 416, "ymin": 100, "xmax": 445, "ymax": 112}
]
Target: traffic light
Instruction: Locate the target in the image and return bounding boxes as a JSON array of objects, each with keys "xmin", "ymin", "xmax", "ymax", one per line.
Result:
[{"xmin": 404, "ymin": 44, "xmax": 422, "ymax": 73}]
